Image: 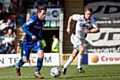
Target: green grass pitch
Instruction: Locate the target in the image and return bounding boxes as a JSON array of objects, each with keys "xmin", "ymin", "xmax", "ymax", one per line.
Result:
[{"xmin": 0, "ymin": 65, "xmax": 120, "ymax": 80}]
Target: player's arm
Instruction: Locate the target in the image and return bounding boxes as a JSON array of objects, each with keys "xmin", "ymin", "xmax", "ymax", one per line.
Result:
[
  {"xmin": 90, "ymin": 17, "xmax": 100, "ymax": 33},
  {"xmin": 21, "ymin": 18, "xmax": 36, "ymax": 40},
  {"xmin": 85, "ymin": 17, "xmax": 100, "ymax": 33},
  {"xmin": 67, "ymin": 14, "xmax": 80, "ymax": 34},
  {"xmin": 22, "ymin": 18, "xmax": 34, "ymax": 36},
  {"xmin": 89, "ymin": 26, "xmax": 99, "ymax": 33},
  {"xmin": 66, "ymin": 15, "xmax": 73, "ymax": 34}
]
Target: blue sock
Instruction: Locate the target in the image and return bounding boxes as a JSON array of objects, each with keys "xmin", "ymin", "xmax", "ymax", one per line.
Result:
[
  {"xmin": 35, "ymin": 57, "xmax": 43, "ymax": 73},
  {"xmin": 17, "ymin": 58, "xmax": 25, "ymax": 68}
]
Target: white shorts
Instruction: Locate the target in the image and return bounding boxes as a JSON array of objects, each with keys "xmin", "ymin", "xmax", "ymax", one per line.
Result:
[{"xmin": 70, "ymin": 35, "xmax": 85, "ymax": 51}]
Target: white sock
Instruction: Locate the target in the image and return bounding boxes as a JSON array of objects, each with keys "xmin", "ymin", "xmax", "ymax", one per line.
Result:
[
  {"xmin": 77, "ymin": 54, "xmax": 83, "ymax": 69},
  {"xmin": 64, "ymin": 56, "xmax": 74, "ymax": 68}
]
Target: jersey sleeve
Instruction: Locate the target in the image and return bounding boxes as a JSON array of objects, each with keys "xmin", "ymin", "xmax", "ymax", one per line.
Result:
[
  {"xmin": 91, "ymin": 17, "xmax": 98, "ymax": 28},
  {"xmin": 72, "ymin": 14, "xmax": 81, "ymax": 21},
  {"xmin": 21, "ymin": 17, "xmax": 36, "ymax": 37}
]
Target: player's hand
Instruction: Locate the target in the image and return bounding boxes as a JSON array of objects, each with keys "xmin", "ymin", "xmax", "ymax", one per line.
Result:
[
  {"xmin": 32, "ymin": 35, "xmax": 36, "ymax": 40},
  {"xmin": 84, "ymin": 29, "xmax": 91, "ymax": 33},
  {"xmin": 66, "ymin": 28, "xmax": 70, "ymax": 34}
]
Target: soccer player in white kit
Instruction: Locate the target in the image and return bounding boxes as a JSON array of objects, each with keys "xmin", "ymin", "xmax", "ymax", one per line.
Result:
[{"xmin": 62, "ymin": 8, "xmax": 100, "ymax": 74}]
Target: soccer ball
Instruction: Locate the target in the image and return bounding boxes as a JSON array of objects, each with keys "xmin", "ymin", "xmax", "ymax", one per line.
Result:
[{"xmin": 50, "ymin": 67, "xmax": 61, "ymax": 78}]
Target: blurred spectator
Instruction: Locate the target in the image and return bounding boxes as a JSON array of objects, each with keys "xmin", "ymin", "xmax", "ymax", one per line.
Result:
[
  {"xmin": 33, "ymin": 1, "xmax": 39, "ymax": 9},
  {"xmin": 28, "ymin": 0, "xmax": 41, "ymax": 5},
  {"xmin": 16, "ymin": 2, "xmax": 26, "ymax": 24},
  {"xmin": 3, "ymin": 0, "xmax": 11, "ymax": 11},
  {"xmin": 0, "ymin": 7, "xmax": 9, "ymax": 20},
  {"xmin": 8, "ymin": 2, "xmax": 17, "ymax": 23},
  {"xmin": 46, "ymin": 1, "xmax": 55, "ymax": 8},
  {"xmin": 0, "ymin": 41, "xmax": 6, "ymax": 54},
  {"xmin": 51, "ymin": 35, "xmax": 59, "ymax": 53},
  {"xmin": 35, "ymin": 0, "xmax": 41, "ymax": 5},
  {"xmin": 0, "ymin": 20, "xmax": 6, "ymax": 34},
  {"xmin": 5, "ymin": 17, "xmax": 16, "ymax": 29},
  {"xmin": 41, "ymin": 38, "xmax": 47, "ymax": 49},
  {"xmin": 8, "ymin": 2, "xmax": 16, "ymax": 14},
  {"xmin": 17, "ymin": 0, "xmax": 28, "ymax": 10},
  {"xmin": 2, "ymin": 28, "xmax": 16, "ymax": 54},
  {"xmin": 11, "ymin": 0, "xmax": 17, "ymax": 7},
  {"xmin": 55, "ymin": 0, "xmax": 62, "ymax": 8},
  {"xmin": 1, "ymin": 18, "xmax": 16, "ymax": 35},
  {"xmin": 28, "ymin": 1, "xmax": 40, "ymax": 9}
]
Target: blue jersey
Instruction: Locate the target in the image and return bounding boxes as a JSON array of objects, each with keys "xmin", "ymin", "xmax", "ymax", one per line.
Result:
[{"xmin": 22, "ymin": 15, "xmax": 46, "ymax": 42}]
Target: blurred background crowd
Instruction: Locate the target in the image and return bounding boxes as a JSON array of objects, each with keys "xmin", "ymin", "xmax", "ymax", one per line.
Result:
[{"xmin": 0, "ymin": 0, "xmax": 63, "ymax": 54}]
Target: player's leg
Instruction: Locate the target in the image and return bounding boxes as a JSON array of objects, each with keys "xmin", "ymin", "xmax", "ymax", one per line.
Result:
[
  {"xmin": 62, "ymin": 50, "xmax": 78, "ymax": 74},
  {"xmin": 33, "ymin": 42, "xmax": 44, "ymax": 79},
  {"xmin": 62, "ymin": 35, "xmax": 79, "ymax": 74},
  {"xmin": 15, "ymin": 42, "xmax": 31, "ymax": 76},
  {"xmin": 77, "ymin": 44, "xmax": 85, "ymax": 73},
  {"xmin": 28, "ymin": 50, "xmax": 33, "ymax": 67}
]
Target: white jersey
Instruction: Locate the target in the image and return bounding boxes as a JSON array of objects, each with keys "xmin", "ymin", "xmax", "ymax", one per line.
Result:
[{"xmin": 72, "ymin": 14, "xmax": 97, "ymax": 39}]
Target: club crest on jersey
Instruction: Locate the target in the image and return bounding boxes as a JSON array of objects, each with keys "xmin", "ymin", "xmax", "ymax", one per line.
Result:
[
  {"xmin": 26, "ymin": 19, "xmax": 34, "ymax": 25},
  {"xmin": 80, "ymin": 19, "xmax": 84, "ymax": 22}
]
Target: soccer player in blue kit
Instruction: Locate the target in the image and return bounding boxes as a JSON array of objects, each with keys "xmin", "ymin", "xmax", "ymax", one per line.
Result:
[{"xmin": 15, "ymin": 6, "xmax": 47, "ymax": 79}]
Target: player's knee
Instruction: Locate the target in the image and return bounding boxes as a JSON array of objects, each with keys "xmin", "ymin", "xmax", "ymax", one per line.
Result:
[
  {"xmin": 23, "ymin": 58, "xmax": 29, "ymax": 62},
  {"xmin": 38, "ymin": 50, "xmax": 44, "ymax": 58},
  {"xmin": 39, "ymin": 53, "xmax": 44, "ymax": 58},
  {"xmin": 72, "ymin": 51, "xmax": 78, "ymax": 58},
  {"xmin": 80, "ymin": 46, "xmax": 84, "ymax": 52},
  {"xmin": 72, "ymin": 54, "xmax": 76, "ymax": 58}
]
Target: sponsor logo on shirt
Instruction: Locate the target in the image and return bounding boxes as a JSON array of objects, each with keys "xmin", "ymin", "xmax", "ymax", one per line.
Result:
[{"xmin": 34, "ymin": 25, "xmax": 42, "ymax": 29}]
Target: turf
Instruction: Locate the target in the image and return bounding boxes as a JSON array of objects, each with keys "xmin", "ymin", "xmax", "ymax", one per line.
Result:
[{"xmin": 0, "ymin": 65, "xmax": 120, "ymax": 80}]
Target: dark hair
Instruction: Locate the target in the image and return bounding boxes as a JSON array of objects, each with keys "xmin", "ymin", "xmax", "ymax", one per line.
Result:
[
  {"xmin": 85, "ymin": 8, "xmax": 93, "ymax": 13},
  {"xmin": 37, "ymin": 6, "xmax": 47, "ymax": 12},
  {"xmin": 8, "ymin": 17, "xmax": 12, "ymax": 21},
  {"xmin": 7, "ymin": 27, "xmax": 14, "ymax": 34}
]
